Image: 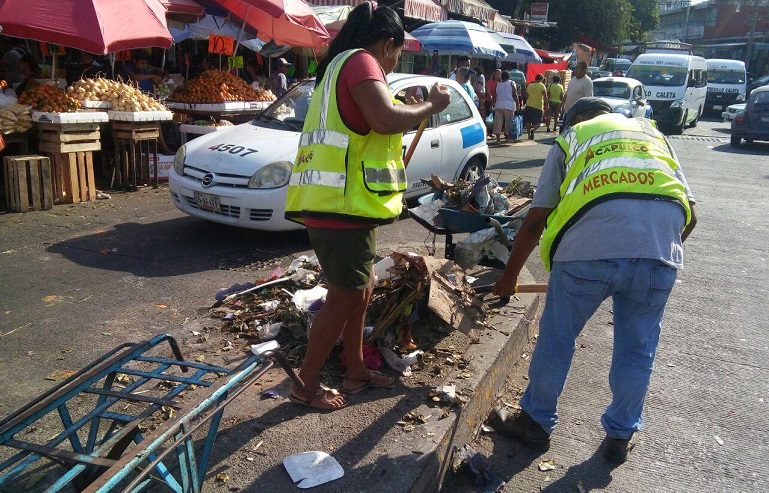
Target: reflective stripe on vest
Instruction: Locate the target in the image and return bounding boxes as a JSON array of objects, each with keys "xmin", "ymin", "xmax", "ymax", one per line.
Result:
[
  {"xmin": 563, "ymin": 156, "xmax": 676, "ymax": 195},
  {"xmin": 298, "ymin": 128, "xmax": 349, "ymax": 148},
  {"xmin": 289, "ymin": 169, "xmax": 346, "ymax": 188}
]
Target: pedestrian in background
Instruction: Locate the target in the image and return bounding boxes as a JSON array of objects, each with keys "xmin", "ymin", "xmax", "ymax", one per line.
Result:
[
  {"xmin": 524, "ymin": 73, "xmax": 548, "ymax": 140},
  {"xmin": 455, "ymin": 67, "xmax": 477, "ymax": 106},
  {"xmin": 492, "ymin": 70, "xmax": 517, "ymax": 145},
  {"xmin": 268, "ymin": 57, "xmax": 292, "ymax": 98},
  {"xmin": 562, "ymin": 61, "xmax": 593, "ymax": 113},
  {"xmin": 284, "ymin": 1, "xmax": 450, "ymax": 411},
  {"xmin": 546, "ymin": 74, "xmax": 564, "ymax": 132},
  {"xmin": 472, "ymin": 66, "xmax": 486, "ymax": 115},
  {"xmin": 448, "ymin": 55, "xmax": 470, "ymax": 81},
  {"xmin": 489, "ymin": 98, "xmax": 697, "ymax": 463},
  {"xmin": 485, "ymin": 68, "xmax": 501, "ymax": 137}
]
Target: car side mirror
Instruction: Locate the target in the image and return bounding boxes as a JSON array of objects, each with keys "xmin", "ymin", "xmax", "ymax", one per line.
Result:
[{"xmin": 635, "ymin": 97, "xmax": 645, "ymax": 105}]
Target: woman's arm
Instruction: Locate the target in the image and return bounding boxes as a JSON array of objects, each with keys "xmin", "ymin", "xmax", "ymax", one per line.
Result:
[{"xmin": 351, "ymin": 80, "xmax": 450, "ymax": 135}]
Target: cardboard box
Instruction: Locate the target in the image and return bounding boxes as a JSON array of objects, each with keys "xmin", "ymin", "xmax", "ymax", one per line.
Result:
[{"xmin": 144, "ymin": 153, "xmax": 175, "ymax": 181}]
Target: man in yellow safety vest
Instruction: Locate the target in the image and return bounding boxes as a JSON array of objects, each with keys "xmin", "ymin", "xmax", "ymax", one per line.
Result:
[{"xmin": 488, "ymin": 98, "xmax": 697, "ymax": 463}]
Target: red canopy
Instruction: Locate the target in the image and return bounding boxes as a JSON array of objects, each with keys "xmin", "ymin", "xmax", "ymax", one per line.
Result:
[
  {"xmin": 160, "ymin": 0, "xmax": 206, "ymax": 15},
  {"xmin": 0, "ymin": 0, "xmax": 173, "ymax": 55},
  {"xmin": 211, "ymin": 0, "xmax": 330, "ymax": 50}
]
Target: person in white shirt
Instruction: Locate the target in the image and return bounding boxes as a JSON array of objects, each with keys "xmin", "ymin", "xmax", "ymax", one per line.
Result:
[
  {"xmin": 562, "ymin": 61, "xmax": 593, "ymax": 113},
  {"xmin": 448, "ymin": 55, "xmax": 471, "ymax": 81}
]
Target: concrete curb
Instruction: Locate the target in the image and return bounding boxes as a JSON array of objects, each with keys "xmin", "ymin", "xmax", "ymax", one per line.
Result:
[{"xmin": 376, "ymin": 267, "xmax": 544, "ymax": 492}]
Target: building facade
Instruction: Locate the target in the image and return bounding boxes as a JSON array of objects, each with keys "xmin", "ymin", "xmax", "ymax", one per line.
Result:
[{"xmin": 655, "ymin": 0, "xmax": 769, "ymax": 75}]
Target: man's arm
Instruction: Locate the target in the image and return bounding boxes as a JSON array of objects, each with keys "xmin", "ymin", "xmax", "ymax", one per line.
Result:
[
  {"xmin": 682, "ymin": 202, "xmax": 697, "ymax": 242},
  {"xmin": 493, "ymin": 207, "xmax": 552, "ymax": 297}
]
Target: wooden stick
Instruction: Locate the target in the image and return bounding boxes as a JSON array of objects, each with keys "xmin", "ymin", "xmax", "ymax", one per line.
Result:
[{"xmin": 403, "ymin": 119, "xmax": 428, "ymax": 168}]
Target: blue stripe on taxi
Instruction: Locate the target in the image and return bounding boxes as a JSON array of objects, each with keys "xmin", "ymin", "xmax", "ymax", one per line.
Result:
[{"xmin": 460, "ymin": 122, "xmax": 485, "ymax": 148}]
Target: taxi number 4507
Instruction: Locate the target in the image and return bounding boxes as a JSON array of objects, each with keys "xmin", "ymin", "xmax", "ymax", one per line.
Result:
[{"xmin": 208, "ymin": 143, "xmax": 258, "ymax": 157}]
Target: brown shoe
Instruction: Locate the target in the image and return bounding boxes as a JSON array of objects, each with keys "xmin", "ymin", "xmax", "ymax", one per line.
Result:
[
  {"xmin": 603, "ymin": 433, "xmax": 636, "ymax": 464},
  {"xmin": 487, "ymin": 407, "xmax": 550, "ymax": 452}
]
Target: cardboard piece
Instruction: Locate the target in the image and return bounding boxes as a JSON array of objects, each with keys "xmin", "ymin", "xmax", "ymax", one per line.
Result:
[{"xmin": 424, "ymin": 257, "xmax": 486, "ymax": 341}]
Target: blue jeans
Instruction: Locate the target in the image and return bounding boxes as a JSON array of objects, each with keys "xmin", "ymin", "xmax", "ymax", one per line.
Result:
[{"xmin": 520, "ymin": 259, "xmax": 678, "ymax": 439}]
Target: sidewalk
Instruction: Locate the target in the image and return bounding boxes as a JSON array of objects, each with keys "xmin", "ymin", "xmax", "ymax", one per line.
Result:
[{"xmin": 196, "ymin": 267, "xmax": 544, "ymax": 492}]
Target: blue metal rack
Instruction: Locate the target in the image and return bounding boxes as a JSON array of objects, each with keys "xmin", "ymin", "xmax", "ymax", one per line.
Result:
[{"xmin": 0, "ymin": 334, "xmax": 301, "ymax": 492}]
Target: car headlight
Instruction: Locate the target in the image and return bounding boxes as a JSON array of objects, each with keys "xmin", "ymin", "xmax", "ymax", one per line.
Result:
[
  {"xmin": 615, "ymin": 104, "xmax": 633, "ymax": 117},
  {"xmin": 670, "ymin": 99, "xmax": 685, "ymax": 109},
  {"xmin": 248, "ymin": 161, "xmax": 293, "ymax": 189},
  {"xmin": 174, "ymin": 145, "xmax": 186, "ymax": 175},
  {"xmin": 736, "ymin": 93, "xmax": 745, "ymax": 102}
]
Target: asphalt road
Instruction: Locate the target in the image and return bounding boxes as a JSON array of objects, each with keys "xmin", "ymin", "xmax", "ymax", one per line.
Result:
[{"xmin": 1, "ymin": 117, "xmax": 767, "ymax": 492}]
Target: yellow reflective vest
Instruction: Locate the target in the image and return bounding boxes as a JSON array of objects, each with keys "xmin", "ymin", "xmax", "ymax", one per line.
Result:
[
  {"xmin": 541, "ymin": 113, "xmax": 692, "ymax": 270},
  {"xmin": 285, "ymin": 49, "xmax": 407, "ymax": 225}
]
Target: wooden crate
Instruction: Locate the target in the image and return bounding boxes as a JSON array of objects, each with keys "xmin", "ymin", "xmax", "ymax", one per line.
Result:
[
  {"xmin": 37, "ymin": 122, "xmax": 102, "ymax": 153},
  {"xmin": 48, "ymin": 151, "xmax": 97, "ymax": 203},
  {"xmin": 3, "ymin": 155, "xmax": 53, "ymax": 212},
  {"xmin": 111, "ymin": 121, "xmax": 160, "ymax": 141}
]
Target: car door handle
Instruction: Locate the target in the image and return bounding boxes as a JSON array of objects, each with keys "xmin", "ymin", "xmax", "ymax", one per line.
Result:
[{"xmin": 431, "ymin": 139, "xmax": 440, "ymax": 148}]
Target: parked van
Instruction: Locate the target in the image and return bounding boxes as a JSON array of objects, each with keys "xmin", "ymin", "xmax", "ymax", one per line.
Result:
[
  {"xmin": 626, "ymin": 53, "xmax": 708, "ymax": 134},
  {"xmin": 705, "ymin": 59, "xmax": 747, "ymax": 115},
  {"xmin": 601, "ymin": 58, "xmax": 633, "ymax": 76}
]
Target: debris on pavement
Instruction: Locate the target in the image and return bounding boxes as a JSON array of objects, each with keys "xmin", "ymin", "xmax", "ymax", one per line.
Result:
[
  {"xmin": 538, "ymin": 459, "xmax": 557, "ymax": 471},
  {"xmin": 452, "ymin": 444, "xmax": 506, "ymax": 492}
]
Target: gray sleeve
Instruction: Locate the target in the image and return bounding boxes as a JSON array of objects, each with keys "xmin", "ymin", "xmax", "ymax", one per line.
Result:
[{"xmin": 531, "ymin": 145, "xmax": 566, "ymax": 209}]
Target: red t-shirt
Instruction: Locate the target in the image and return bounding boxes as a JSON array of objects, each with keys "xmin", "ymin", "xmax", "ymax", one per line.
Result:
[{"xmin": 304, "ymin": 51, "xmax": 386, "ymax": 229}]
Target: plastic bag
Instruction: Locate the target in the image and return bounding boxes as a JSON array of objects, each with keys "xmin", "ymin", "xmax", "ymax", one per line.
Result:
[{"xmin": 0, "ymin": 89, "xmax": 18, "ymax": 109}]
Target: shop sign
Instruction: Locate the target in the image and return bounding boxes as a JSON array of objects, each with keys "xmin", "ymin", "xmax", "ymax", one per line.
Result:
[
  {"xmin": 208, "ymin": 34, "xmax": 235, "ymax": 56},
  {"xmin": 228, "ymin": 56, "xmax": 243, "ymax": 69},
  {"xmin": 530, "ymin": 3, "xmax": 549, "ymax": 22}
]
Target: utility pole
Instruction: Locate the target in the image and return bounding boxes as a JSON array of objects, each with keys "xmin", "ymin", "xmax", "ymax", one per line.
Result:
[{"xmin": 744, "ymin": 1, "xmax": 760, "ymax": 71}]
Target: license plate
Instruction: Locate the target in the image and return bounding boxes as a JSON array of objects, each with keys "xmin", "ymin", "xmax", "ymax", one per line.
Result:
[
  {"xmin": 713, "ymin": 105, "xmax": 722, "ymax": 110},
  {"xmin": 194, "ymin": 191, "xmax": 221, "ymax": 213}
]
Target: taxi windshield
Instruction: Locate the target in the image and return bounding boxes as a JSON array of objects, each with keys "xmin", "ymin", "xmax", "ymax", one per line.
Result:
[
  {"xmin": 593, "ymin": 81, "xmax": 631, "ymax": 99},
  {"xmin": 251, "ymin": 80, "xmax": 314, "ymax": 131}
]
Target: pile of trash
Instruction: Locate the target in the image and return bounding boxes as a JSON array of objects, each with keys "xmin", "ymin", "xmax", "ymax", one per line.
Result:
[{"xmin": 209, "ymin": 252, "xmax": 492, "ymax": 374}]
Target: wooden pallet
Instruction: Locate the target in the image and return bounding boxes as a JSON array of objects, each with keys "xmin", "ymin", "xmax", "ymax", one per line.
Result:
[
  {"xmin": 49, "ymin": 151, "xmax": 97, "ymax": 203},
  {"xmin": 3, "ymin": 155, "xmax": 53, "ymax": 212},
  {"xmin": 37, "ymin": 122, "xmax": 102, "ymax": 153}
]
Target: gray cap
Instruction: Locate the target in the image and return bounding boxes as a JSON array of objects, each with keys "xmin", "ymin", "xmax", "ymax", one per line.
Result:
[{"xmin": 561, "ymin": 97, "xmax": 613, "ymax": 132}]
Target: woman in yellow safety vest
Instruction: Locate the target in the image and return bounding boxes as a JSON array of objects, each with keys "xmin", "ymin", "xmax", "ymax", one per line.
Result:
[{"xmin": 285, "ymin": 1, "xmax": 450, "ymax": 411}]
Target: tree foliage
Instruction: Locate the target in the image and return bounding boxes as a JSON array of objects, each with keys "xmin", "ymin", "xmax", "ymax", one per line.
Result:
[{"xmin": 484, "ymin": 0, "xmax": 662, "ymax": 49}]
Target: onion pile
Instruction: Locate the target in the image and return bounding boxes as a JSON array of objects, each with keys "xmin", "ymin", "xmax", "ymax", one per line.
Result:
[
  {"xmin": 67, "ymin": 78, "xmax": 166, "ymax": 111},
  {"xmin": 0, "ymin": 103, "xmax": 33, "ymax": 133}
]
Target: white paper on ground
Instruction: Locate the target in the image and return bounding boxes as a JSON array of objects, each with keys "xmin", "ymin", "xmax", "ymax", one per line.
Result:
[
  {"xmin": 292, "ymin": 286, "xmax": 328, "ymax": 311},
  {"xmin": 283, "ymin": 451, "xmax": 344, "ymax": 489},
  {"xmin": 251, "ymin": 340, "xmax": 279, "ymax": 356}
]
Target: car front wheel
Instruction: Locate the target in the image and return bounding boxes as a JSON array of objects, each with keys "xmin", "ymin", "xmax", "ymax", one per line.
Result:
[
  {"xmin": 459, "ymin": 157, "xmax": 485, "ymax": 182},
  {"xmin": 730, "ymin": 134, "xmax": 741, "ymax": 146}
]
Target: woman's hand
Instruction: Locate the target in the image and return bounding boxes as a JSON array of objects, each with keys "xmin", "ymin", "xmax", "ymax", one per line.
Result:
[{"xmin": 427, "ymin": 83, "xmax": 450, "ymax": 113}]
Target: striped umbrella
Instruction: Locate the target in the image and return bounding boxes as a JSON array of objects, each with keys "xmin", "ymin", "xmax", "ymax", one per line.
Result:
[{"xmin": 410, "ymin": 20, "xmax": 507, "ymax": 58}]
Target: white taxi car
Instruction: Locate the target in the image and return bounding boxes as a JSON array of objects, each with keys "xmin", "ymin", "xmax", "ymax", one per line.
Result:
[
  {"xmin": 169, "ymin": 74, "xmax": 489, "ymax": 231},
  {"xmin": 592, "ymin": 77, "xmax": 654, "ymax": 119}
]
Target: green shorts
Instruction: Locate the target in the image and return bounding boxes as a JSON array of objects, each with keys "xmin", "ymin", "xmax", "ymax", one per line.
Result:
[{"xmin": 307, "ymin": 226, "xmax": 377, "ymax": 290}]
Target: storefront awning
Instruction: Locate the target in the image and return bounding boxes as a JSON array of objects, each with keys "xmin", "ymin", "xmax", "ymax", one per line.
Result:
[
  {"xmin": 404, "ymin": 0, "xmax": 447, "ymax": 22},
  {"xmin": 442, "ymin": 0, "xmax": 496, "ymax": 22},
  {"xmin": 485, "ymin": 12, "xmax": 513, "ymax": 34},
  {"xmin": 306, "ymin": 0, "xmax": 366, "ymax": 7},
  {"xmin": 534, "ymin": 48, "xmax": 571, "ymax": 62}
]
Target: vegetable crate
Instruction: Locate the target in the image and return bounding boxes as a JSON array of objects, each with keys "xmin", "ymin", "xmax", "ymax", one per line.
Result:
[
  {"xmin": 0, "ymin": 334, "xmax": 301, "ymax": 493},
  {"xmin": 111, "ymin": 122, "xmax": 161, "ymax": 189},
  {"xmin": 3, "ymin": 155, "xmax": 54, "ymax": 212},
  {"xmin": 47, "ymin": 151, "xmax": 98, "ymax": 203}
]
